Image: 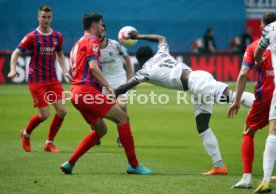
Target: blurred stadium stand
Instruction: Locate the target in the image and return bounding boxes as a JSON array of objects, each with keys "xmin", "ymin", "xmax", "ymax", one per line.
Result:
[{"xmin": 0, "ymin": 0, "xmax": 274, "ymax": 84}]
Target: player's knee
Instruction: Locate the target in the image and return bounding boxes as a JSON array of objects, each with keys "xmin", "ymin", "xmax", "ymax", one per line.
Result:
[
  {"xmin": 243, "ymin": 127, "xmax": 256, "ymax": 136},
  {"xmin": 40, "ymin": 112, "xmax": 50, "ymax": 121},
  {"xmin": 269, "ymin": 126, "xmax": 276, "ymax": 135},
  {"xmin": 96, "ymin": 127, "xmax": 107, "ymax": 137},
  {"xmin": 120, "ymin": 114, "xmax": 129, "ymax": 124},
  {"xmin": 56, "ymin": 109, "xmax": 67, "ymax": 118},
  {"xmin": 196, "ymin": 114, "xmax": 211, "ymax": 134},
  {"xmin": 119, "ymin": 103, "xmax": 127, "ymax": 112}
]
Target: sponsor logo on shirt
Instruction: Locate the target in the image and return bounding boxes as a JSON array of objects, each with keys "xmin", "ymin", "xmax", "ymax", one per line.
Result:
[
  {"xmin": 40, "ymin": 47, "xmax": 55, "ymax": 53},
  {"xmin": 92, "ymin": 44, "xmax": 99, "ymax": 52},
  {"xmin": 266, "ymin": 70, "xmax": 274, "ymax": 77}
]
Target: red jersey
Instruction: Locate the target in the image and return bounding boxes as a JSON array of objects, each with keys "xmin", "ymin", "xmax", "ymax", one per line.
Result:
[
  {"xmin": 70, "ymin": 34, "xmax": 102, "ymax": 91},
  {"xmin": 18, "ymin": 28, "xmax": 63, "ymax": 84},
  {"xmin": 242, "ymin": 40, "xmax": 274, "ymax": 101}
]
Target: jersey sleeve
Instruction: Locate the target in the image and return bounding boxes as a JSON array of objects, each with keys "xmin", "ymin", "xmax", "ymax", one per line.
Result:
[
  {"xmin": 87, "ymin": 37, "xmax": 101, "ymax": 62},
  {"xmin": 56, "ymin": 32, "xmax": 63, "ymax": 52},
  {"xmin": 157, "ymin": 43, "xmax": 169, "ymax": 54},
  {"xmin": 118, "ymin": 44, "xmax": 128, "ymax": 57},
  {"xmin": 259, "ymin": 25, "xmax": 272, "ymax": 50},
  {"xmin": 242, "ymin": 45, "xmax": 254, "ymax": 69},
  {"xmin": 17, "ymin": 34, "xmax": 32, "ymax": 53},
  {"xmin": 134, "ymin": 68, "xmax": 150, "ymax": 83}
]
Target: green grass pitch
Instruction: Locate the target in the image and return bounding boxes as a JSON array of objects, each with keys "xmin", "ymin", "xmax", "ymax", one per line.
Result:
[{"xmin": 0, "ymin": 83, "xmax": 274, "ymax": 194}]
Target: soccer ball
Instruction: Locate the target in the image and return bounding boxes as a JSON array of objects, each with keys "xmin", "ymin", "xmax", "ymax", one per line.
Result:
[{"xmin": 118, "ymin": 26, "xmax": 138, "ymax": 46}]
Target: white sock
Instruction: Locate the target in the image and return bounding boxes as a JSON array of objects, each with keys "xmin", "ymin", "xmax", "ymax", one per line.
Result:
[
  {"xmin": 232, "ymin": 91, "xmax": 255, "ymax": 108},
  {"xmin": 242, "ymin": 173, "xmax": 252, "ymax": 181},
  {"xmin": 199, "ymin": 128, "xmax": 222, "ymax": 166},
  {"xmin": 23, "ymin": 130, "xmax": 30, "ymax": 138},
  {"xmin": 263, "ymin": 135, "xmax": 276, "ymax": 183},
  {"xmin": 46, "ymin": 140, "xmax": 53, "ymax": 144}
]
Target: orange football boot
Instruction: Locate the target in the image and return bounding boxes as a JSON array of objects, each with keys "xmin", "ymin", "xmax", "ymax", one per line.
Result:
[
  {"xmin": 202, "ymin": 165, "xmax": 228, "ymax": 175},
  {"xmin": 20, "ymin": 130, "xmax": 31, "ymax": 152},
  {"xmin": 44, "ymin": 143, "xmax": 60, "ymax": 152}
]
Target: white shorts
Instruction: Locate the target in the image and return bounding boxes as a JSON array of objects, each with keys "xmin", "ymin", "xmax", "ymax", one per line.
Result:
[
  {"xmin": 269, "ymin": 90, "xmax": 276, "ymax": 120},
  {"xmin": 188, "ymin": 71, "xmax": 228, "ymax": 117},
  {"xmin": 102, "ymin": 80, "xmax": 128, "ymax": 98}
]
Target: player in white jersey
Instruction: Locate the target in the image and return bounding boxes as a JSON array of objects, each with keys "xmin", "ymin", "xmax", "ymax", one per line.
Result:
[
  {"xmin": 100, "ymin": 24, "xmax": 134, "ymax": 147},
  {"xmin": 115, "ymin": 31, "xmax": 254, "ymax": 175},
  {"xmin": 253, "ymin": 13, "xmax": 276, "ymax": 194}
]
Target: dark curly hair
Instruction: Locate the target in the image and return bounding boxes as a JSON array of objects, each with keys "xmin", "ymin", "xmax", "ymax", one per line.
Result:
[{"xmin": 136, "ymin": 46, "xmax": 154, "ymax": 67}]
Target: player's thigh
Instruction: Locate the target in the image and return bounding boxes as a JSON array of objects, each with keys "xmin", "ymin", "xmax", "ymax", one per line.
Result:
[
  {"xmin": 246, "ymin": 99, "xmax": 270, "ymax": 133},
  {"xmin": 269, "ymin": 91, "xmax": 276, "ymax": 122},
  {"xmin": 193, "ymin": 100, "xmax": 212, "ymax": 118},
  {"xmin": 104, "ymin": 104, "xmax": 129, "ymax": 124},
  {"xmin": 91, "ymin": 119, "xmax": 108, "ymax": 137},
  {"xmin": 269, "ymin": 93, "xmax": 276, "ymax": 135},
  {"xmin": 28, "ymin": 83, "xmax": 49, "ymax": 108},
  {"xmin": 117, "ymin": 95, "xmax": 128, "ymax": 112}
]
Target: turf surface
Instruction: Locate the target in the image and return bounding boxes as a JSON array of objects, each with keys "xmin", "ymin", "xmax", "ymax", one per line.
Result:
[{"xmin": 0, "ymin": 83, "xmax": 274, "ymax": 194}]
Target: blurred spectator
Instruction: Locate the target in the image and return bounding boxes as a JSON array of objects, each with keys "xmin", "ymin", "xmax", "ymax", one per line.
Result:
[
  {"xmin": 191, "ymin": 38, "xmax": 204, "ymax": 53},
  {"xmin": 240, "ymin": 27, "xmax": 253, "ymax": 52},
  {"xmin": 230, "ymin": 27, "xmax": 253, "ymax": 53},
  {"xmin": 203, "ymin": 28, "xmax": 216, "ymax": 53}
]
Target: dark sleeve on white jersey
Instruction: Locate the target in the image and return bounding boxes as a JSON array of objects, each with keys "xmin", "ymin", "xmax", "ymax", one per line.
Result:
[
  {"xmin": 134, "ymin": 68, "xmax": 150, "ymax": 83},
  {"xmin": 259, "ymin": 25, "xmax": 272, "ymax": 50}
]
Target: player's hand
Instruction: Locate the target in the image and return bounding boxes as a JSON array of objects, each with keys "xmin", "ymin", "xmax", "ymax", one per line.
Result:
[
  {"xmin": 128, "ymin": 31, "xmax": 138, "ymax": 40},
  {"xmin": 7, "ymin": 70, "xmax": 17, "ymax": 79},
  {"xmin": 227, "ymin": 103, "xmax": 240, "ymax": 118},
  {"xmin": 106, "ymin": 87, "xmax": 116, "ymax": 101},
  {"xmin": 64, "ymin": 72, "xmax": 72, "ymax": 82}
]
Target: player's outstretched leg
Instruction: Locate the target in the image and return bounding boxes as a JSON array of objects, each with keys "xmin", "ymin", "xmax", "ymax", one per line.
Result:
[
  {"xmin": 116, "ymin": 95, "xmax": 128, "ymax": 148},
  {"xmin": 196, "ymin": 114, "xmax": 227, "ymax": 175},
  {"xmin": 231, "ymin": 91, "xmax": 255, "ymax": 108},
  {"xmin": 60, "ymin": 120, "xmax": 105, "ymax": 174},
  {"xmin": 106, "ymin": 104, "xmax": 152, "ymax": 175}
]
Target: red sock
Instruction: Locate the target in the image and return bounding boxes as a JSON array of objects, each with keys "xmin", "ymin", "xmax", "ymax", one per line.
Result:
[
  {"xmin": 117, "ymin": 123, "xmax": 139, "ymax": 168},
  {"xmin": 25, "ymin": 114, "xmax": 42, "ymax": 135},
  {"xmin": 241, "ymin": 134, "xmax": 254, "ymax": 173},
  {"xmin": 48, "ymin": 114, "xmax": 64, "ymax": 142},
  {"xmin": 68, "ymin": 130, "xmax": 101, "ymax": 166}
]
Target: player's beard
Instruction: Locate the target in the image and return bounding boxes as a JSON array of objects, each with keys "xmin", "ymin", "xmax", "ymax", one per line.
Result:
[{"xmin": 100, "ymin": 35, "xmax": 105, "ymax": 42}]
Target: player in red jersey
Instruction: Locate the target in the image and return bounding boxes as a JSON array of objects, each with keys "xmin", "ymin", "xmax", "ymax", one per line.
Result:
[
  {"xmin": 228, "ymin": 13, "xmax": 275, "ymax": 189},
  {"xmin": 60, "ymin": 13, "xmax": 152, "ymax": 175},
  {"xmin": 8, "ymin": 5, "xmax": 72, "ymax": 152}
]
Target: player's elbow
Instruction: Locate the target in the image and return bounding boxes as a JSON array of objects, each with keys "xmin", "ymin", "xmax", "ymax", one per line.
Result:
[
  {"xmin": 89, "ymin": 62, "xmax": 98, "ymax": 71},
  {"xmin": 158, "ymin": 36, "xmax": 167, "ymax": 44}
]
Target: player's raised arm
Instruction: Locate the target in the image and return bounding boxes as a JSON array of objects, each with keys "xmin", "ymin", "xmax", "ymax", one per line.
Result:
[
  {"xmin": 114, "ymin": 78, "xmax": 140, "ymax": 97},
  {"xmin": 129, "ymin": 31, "xmax": 167, "ymax": 45},
  {"xmin": 8, "ymin": 48, "xmax": 21, "ymax": 79}
]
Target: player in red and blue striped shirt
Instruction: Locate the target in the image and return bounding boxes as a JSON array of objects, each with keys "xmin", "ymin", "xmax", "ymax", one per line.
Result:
[
  {"xmin": 60, "ymin": 13, "xmax": 152, "ymax": 175},
  {"xmin": 8, "ymin": 5, "xmax": 72, "ymax": 152}
]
